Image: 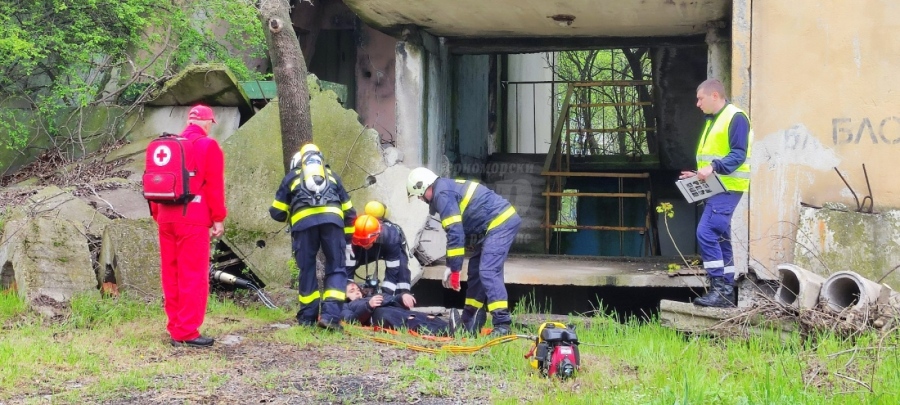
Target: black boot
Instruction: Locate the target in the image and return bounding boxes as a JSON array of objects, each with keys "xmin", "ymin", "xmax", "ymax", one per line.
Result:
[
  {"xmin": 694, "ymin": 277, "xmax": 736, "ymax": 308},
  {"xmin": 460, "ymin": 307, "xmax": 487, "ymax": 336}
]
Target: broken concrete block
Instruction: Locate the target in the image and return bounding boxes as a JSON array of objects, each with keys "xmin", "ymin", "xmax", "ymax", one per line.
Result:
[
  {"xmin": 24, "ymin": 185, "xmax": 111, "ymax": 237},
  {"xmin": 144, "ymin": 63, "xmax": 253, "ymax": 120},
  {"xmin": 1, "ymin": 217, "xmax": 96, "ymax": 303},
  {"xmin": 79, "ymin": 179, "xmax": 151, "ymax": 220},
  {"xmin": 794, "ymin": 206, "xmax": 900, "ymax": 289},
  {"xmin": 659, "ymin": 299, "xmax": 796, "ymax": 339},
  {"xmin": 221, "ymin": 75, "xmax": 428, "ymax": 287},
  {"xmin": 99, "ymin": 218, "xmax": 161, "ymax": 300}
]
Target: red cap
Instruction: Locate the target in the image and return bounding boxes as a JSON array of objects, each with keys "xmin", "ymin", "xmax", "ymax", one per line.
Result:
[{"xmin": 188, "ymin": 105, "xmax": 216, "ymax": 123}]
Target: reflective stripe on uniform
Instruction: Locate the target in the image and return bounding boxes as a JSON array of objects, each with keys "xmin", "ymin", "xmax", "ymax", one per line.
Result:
[
  {"xmin": 290, "ymin": 206, "xmax": 343, "ymax": 225},
  {"xmin": 447, "ymin": 247, "xmax": 465, "ymax": 257},
  {"xmin": 299, "ymin": 290, "xmax": 321, "ymax": 304},
  {"xmin": 465, "ymin": 298, "xmax": 484, "ymax": 309},
  {"xmin": 704, "ymin": 260, "xmax": 725, "ymax": 269},
  {"xmin": 696, "ymin": 104, "xmax": 752, "ymax": 192},
  {"xmin": 697, "ymin": 155, "xmax": 751, "ymax": 179},
  {"xmin": 459, "ymin": 182, "xmax": 478, "ymax": 213},
  {"xmin": 341, "ymin": 201, "xmax": 353, "ymax": 211},
  {"xmin": 487, "ymin": 300, "xmax": 508, "ymax": 312},
  {"xmin": 381, "ymin": 281, "xmax": 397, "ymax": 291},
  {"xmin": 487, "ymin": 206, "xmax": 516, "ymax": 231},
  {"xmin": 724, "ymin": 266, "xmax": 736, "ymax": 275},
  {"xmin": 323, "ymin": 289, "xmax": 346, "ymax": 301},
  {"xmin": 442, "ymin": 215, "xmax": 461, "ymax": 228},
  {"xmin": 397, "ymin": 283, "xmax": 411, "ymax": 290},
  {"xmin": 344, "ymin": 226, "xmax": 354, "ymax": 234},
  {"xmin": 385, "ymin": 260, "xmax": 400, "ymax": 267},
  {"xmin": 271, "ymin": 200, "xmax": 289, "ymax": 212}
]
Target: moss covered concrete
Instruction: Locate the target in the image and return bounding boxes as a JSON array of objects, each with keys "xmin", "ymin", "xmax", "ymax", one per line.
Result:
[
  {"xmin": 0, "ymin": 106, "xmax": 123, "ymax": 175},
  {"xmin": 2, "ymin": 216, "xmax": 95, "ymax": 303},
  {"xmin": 145, "ymin": 64, "xmax": 253, "ymax": 119},
  {"xmin": 794, "ymin": 206, "xmax": 900, "ymax": 289},
  {"xmin": 222, "ymin": 74, "xmax": 427, "ymax": 287},
  {"xmin": 100, "ymin": 218, "xmax": 161, "ymax": 300}
]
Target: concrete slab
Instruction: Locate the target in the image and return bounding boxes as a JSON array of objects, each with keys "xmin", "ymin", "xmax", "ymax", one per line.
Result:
[
  {"xmin": 659, "ymin": 300, "xmax": 797, "ymax": 339},
  {"xmin": 421, "ymin": 255, "xmax": 707, "ymax": 288},
  {"xmin": 144, "ymin": 64, "xmax": 253, "ymax": 120}
]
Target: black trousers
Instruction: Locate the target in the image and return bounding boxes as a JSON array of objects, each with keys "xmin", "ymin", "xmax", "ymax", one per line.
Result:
[{"xmin": 371, "ymin": 306, "xmax": 450, "ymax": 336}]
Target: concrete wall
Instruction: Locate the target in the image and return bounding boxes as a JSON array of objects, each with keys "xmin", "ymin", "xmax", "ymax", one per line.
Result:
[
  {"xmin": 356, "ymin": 26, "xmax": 398, "ymax": 142},
  {"xmin": 1, "ymin": 106, "xmax": 125, "ymax": 177},
  {"xmin": 395, "ymin": 31, "xmax": 450, "ymax": 171},
  {"xmin": 505, "ymin": 53, "xmax": 554, "ymax": 154},
  {"xmin": 793, "ymin": 206, "xmax": 900, "ymax": 289},
  {"xmin": 451, "ymin": 55, "xmax": 491, "ymax": 176},
  {"xmin": 749, "ymin": 1, "xmax": 900, "ymax": 278}
]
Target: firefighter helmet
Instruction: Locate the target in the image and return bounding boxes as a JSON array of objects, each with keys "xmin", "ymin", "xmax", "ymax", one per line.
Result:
[
  {"xmin": 364, "ymin": 200, "xmax": 389, "ymax": 219},
  {"xmin": 291, "ymin": 143, "xmax": 321, "ymax": 169},
  {"xmin": 406, "ymin": 167, "xmax": 438, "ymax": 198},
  {"xmin": 352, "ymin": 215, "xmax": 381, "ymax": 248}
]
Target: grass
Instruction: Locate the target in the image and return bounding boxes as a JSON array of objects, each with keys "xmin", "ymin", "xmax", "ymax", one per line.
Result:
[{"xmin": 1, "ymin": 291, "xmax": 899, "ymax": 404}]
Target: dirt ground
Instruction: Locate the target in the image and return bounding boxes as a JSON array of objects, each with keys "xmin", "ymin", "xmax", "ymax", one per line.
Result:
[{"xmin": 102, "ymin": 330, "xmax": 488, "ymax": 405}]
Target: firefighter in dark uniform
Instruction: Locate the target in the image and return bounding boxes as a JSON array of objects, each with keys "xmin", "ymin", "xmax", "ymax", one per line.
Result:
[
  {"xmin": 269, "ymin": 143, "xmax": 356, "ymax": 331},
  {"xmin": 406, "ymin": 167, "xmax": 521, "ymax": 337},
  {"xmin": 348, "ymin": 212, "xmax": 417, "ymax": 309}
]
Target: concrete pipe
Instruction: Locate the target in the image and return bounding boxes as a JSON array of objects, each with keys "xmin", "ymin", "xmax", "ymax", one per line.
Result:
[
  {"xmin": 775, "ymin": 264, "xmax": 825, "ymax": 310},
  {"xmin": 820, "ymin": 271, "xmax": 884, "ymax": 312}
]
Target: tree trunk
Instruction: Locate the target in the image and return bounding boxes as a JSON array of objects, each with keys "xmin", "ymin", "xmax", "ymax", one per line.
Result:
[{"xmin": 259, "ymin": 0, "xmax": 313, "ymax": 172}]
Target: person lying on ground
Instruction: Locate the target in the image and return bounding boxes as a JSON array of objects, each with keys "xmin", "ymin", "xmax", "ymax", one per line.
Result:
[{"xmin": 340, "ymin": 280, "xmax": 460, "ymax": 337}]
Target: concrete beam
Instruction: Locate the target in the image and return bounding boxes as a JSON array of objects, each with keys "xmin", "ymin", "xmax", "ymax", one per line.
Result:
[
  {"xmin": 660, "ymin": 299, "xmax": 797, "ymax": 339},
  {"xmin": 444, "ymin": 35, "xmax": 706, "ymax": 54}
]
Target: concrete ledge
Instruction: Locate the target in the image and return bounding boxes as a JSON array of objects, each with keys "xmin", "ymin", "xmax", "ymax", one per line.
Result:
[{"xmin": 421, "ymin": 255, "xmax": 706, "ymax": 288}]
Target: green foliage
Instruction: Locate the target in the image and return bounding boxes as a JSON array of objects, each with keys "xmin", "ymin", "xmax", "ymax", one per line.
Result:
[
  {"xmin": 67, "ymin": 292, "xmax": 159, "ymax": 328},
  {"xmin": 2, "ymin": 291, "xmax": 900, "ymax": 403},
  {"xmin": 553, "ymin": 49, "xmax": 653, "ymax": 157},
  {"xmin": 0, "ymin": 0, "xmax": 266, "ymax": 151},
  {"xmin": 656, "ymin": 201, "xmax": 675, "ymax": 218},
  {"xmin": 0, "ymin": 290, "xmax": 26, "ymax": 324}
]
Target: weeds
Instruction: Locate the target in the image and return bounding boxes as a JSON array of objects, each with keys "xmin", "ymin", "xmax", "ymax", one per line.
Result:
[{"xmin": 1, "ymin": 292, "xmax": 898, "ymax": 404}]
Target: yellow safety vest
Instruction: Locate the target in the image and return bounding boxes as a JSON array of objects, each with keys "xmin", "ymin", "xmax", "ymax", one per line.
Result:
[{"xmin": 696, "ymin": 104, "xmax": 752, "ymax": 192}]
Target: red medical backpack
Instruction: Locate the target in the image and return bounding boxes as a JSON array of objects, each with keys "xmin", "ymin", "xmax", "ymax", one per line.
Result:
[{"xmin": 142, "ymin": 133, "xmax": 198, "ymax": 204}]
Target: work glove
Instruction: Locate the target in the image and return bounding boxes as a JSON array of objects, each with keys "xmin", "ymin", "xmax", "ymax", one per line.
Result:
[
  {"xmin": 442, "ymin": 267, "xmax": 461, "ymax": 291},
  {"xmin": 344, "ymin": 244, "xmax": 356, "ymax": 267}
]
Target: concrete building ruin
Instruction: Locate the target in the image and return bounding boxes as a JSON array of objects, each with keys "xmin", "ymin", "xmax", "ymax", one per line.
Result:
[{"xmin": 296, "ymin": 0, "xmax": 900, "ymax": 312}]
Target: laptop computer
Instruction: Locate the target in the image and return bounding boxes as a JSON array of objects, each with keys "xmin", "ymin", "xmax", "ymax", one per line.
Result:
[{"xmin": 676, "ymin": 172, "xmax": 727, "ymax": 203}]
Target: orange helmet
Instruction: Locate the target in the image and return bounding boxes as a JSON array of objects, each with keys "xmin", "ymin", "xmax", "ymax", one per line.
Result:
[{"xmin": 352, "ymin": 215, "xmax": 381, "ymax": 249}]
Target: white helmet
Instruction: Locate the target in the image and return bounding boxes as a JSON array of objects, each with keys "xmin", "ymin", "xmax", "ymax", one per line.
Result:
[
  {"xmin": 289, "ymin": 151, "xmax": 304, "ymax": 170},
  {"xmin": 407, "ymin": 167, "xmax": 438, "ymax": 198},
  {"xmin": 290, "ymin": 143, "xmax": 321, "ymax": 170}
]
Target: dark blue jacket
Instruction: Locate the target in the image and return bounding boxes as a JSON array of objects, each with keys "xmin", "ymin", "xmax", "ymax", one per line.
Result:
[
  {"xmin": 341, "ymin": 293, "xmax": 407, "ymax": 325},
  {"xmin": 428, "ymin": 178, "xmax": 514, "ymax": 271},
  {"xmin": 269, "ymin": 166, "xmax": 356, "ymax": 238},
  {"xmin": 349, "ymin": 219, "xmax": 411, "ymax": 291}
]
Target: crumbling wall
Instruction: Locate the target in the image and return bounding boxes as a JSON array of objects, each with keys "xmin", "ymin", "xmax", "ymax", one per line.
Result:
[
  {"xmin": 222, "ymin": 75, "xmax": 428, "ymax": 287},
  {"xmin": 749, "ymin": 1, "xmax": 900, "ymax": 277},
  {"xmin": 793, "ymin": 205, "xmax": 900, "ymax": 289}
]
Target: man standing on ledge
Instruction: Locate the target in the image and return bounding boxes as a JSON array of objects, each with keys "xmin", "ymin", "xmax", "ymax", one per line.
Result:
[
  {"xmin": 151, "ymin": 104, "xmax": 227, "ymax": 347},
  {"xmin": 680, "ymin": 78, "xmax": 752, "ymax": 308}
]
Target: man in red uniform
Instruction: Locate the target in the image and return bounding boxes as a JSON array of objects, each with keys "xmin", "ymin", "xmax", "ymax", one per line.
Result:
[{"xmin": 150, "ymin": 104, "xmax": 227, "ymax": 347}]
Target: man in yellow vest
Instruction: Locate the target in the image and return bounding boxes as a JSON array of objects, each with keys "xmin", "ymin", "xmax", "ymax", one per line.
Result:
[{"xmin": 680, "ymin": 78, "xmax": 752, "ymax": 308}]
